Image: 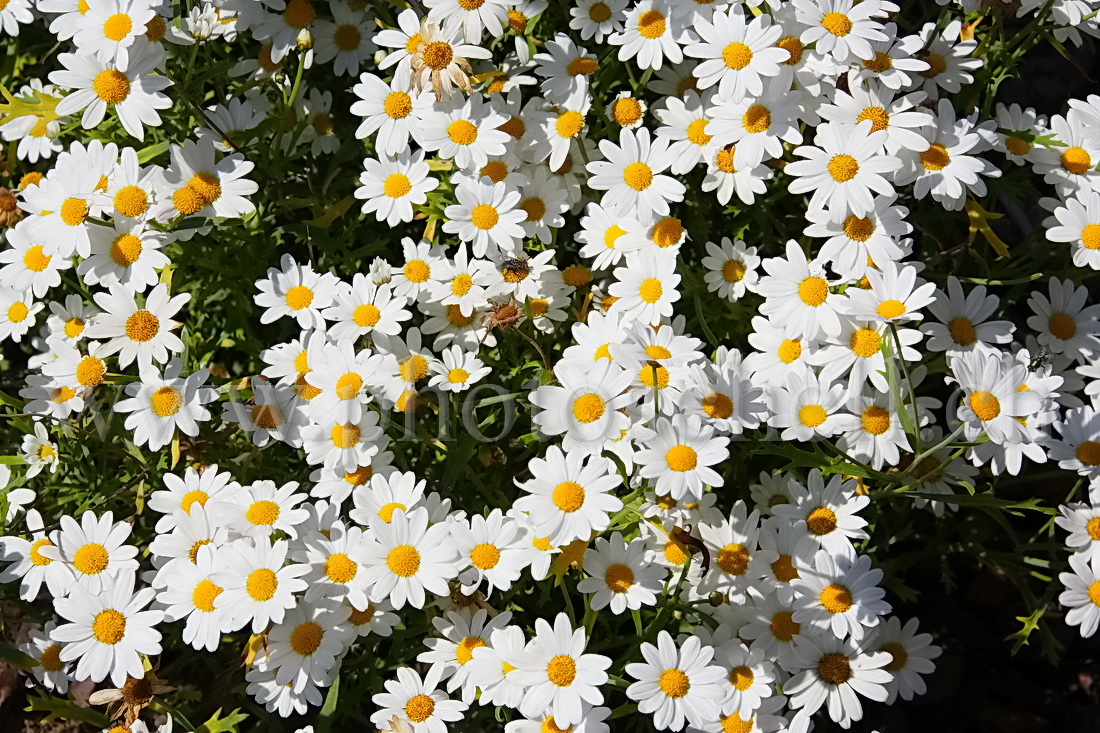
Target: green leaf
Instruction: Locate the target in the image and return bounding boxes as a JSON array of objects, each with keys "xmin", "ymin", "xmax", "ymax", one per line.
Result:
[
  {"xmin": 197, "ymin": 707, "xmax": 249, "ymax": 733},
  {"xmin": 0, "ymin": 455, "xmax": 26, "ymax": 465},
  {"xmin": 25, "ymin": 693, "xmax": 111, "ymax": 727},
  {"xmin": 137, "ymin": 140, "xmax": 169, "ymax": 164},
  {"xmin": 0, "ymin": 642, "xmax": 37, "ymax": 670},
  {"xmin": 315, "ymin": 675, "xmax": 340, "ymax": 733}
]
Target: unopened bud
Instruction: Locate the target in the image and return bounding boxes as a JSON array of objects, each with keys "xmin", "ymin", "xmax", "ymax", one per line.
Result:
[{"xmin": 296, "ymin": 28, "xmax": 313, "ymax": 50}]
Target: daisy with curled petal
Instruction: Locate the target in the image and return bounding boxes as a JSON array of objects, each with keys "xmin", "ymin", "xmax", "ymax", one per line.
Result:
[
  {"xmin": 915, "ymin": 20, "xmax": 983, "ymax": 98},
  {"xmin": 712, "ymin": 640, "xmax": 776, "ymax": 719},
  {"xmin": 511, "ymin": 613, "xmax": 610, "ymax": 728},
  {"xmin": 784, "ymin": 634, "xmax": 891, "ymax": 729},
  {"xmin": 576, "ymin": 202, "xmax": 633, "ymax": 271},
  {"xmin": 514, "ymin": 445, "xmax": 623, "ymax": 546},
  {"xmin": 654, "ymin": 90, "xmax": 716, "ymax": 175},
  {"xmin": 702, "ymin": 142, "xmax": 772, "ymax": 205},
  {"xmin": 52, "ymin": 571, "xmax": 163, "ymax": 687},
  {"xmin": 570, "ymin": 0, "xmax": 627, "ymax": 43},
  {"xmin": 697, "ymin": 501, "xmax": 775, "ymax": 602},
  {"xmin": 356, "ymin": 149, "xmax": 438, "ymax": 227},
  {"xmin": 370, "ymin": 665, "xmax": 469, "ymax": 732},
  {"xmin": 577, "ymin": 531, "xmax": 664, "ymax": 615},
  {"xmin": 835, "ymin": 390, "xmax": 911, "ymax": 470},
  {"xmin": 635, "ymin": 416, "xmax": 728, "ymax": 501},
  {"xmin": 19, "ymin": 162, "xmax": 105, "ymax": 259},
  {"xmin": 468, "ymin": 625, "xmax": 528, "ymax": 709},
  {"xmin": 443, "ymin": 180, "xmax": 526, "ymax": 258},
  {"xmin": 428, "ymin": 345, "xmax": 491, "ymax": 393},
  {"xmin": 610, "ymin": 1, "xmax": 690, "ymax": 71},
  {"xmin": 416, "ymin": 94, "xmax": 510, "ymax": 171},
  {"xmin": 418, "ymin": 608, "xmax": 515, "ymax": 704},
  {"xmin": 0, "ymin": 286, "xmax": 42, "ymax": 343},
  {"xmin": 793, "ymin": 0, "xmax": 895, "ymax": 64},
  {"xmin": 154, "ymin": 543, "xmax": 234, "ymax": 652},
  {"xmin": 817, "ymin": 85, "xmax": 933, "ymax": 155},
  {"xmin": 42, "ymin": 509, "xmax": 139, "ymax": 594},
  {"xmin": 949, "ymin": 349, "xmax": 1042, "ymax": 445},
  {"xmin": 0, "ymin": 221, "xmax": 72, "ymax": 297},
  {"xmin": 922, "ymin": 276, "xmax": 1014, "ymax": 355},
  {"xmin": 608, "ymin": 249, "xmax": 681, "ymax": 324},
  {"xmin": 296, "ymin": 520, "xmax": 373, "ymax": 607},
  {"xmin": 425, "ymin": 0, "xmax": 513, "ymax": 43},
  {"xmin": 78, "ymin": 217, "xmax": 170, "ymax": 291},
  {"xmin": 360, "ymin": 506, "xmax": 461, "ymax": 610},
  {"xmin": 529, "ymin": 360, "xmax": 637, "ymax": 457},
  {"xmin": 772, "ymin": 470, "xmax": 869, "ymax": 558},
  {"xmin": 211, "ymin": 538, "xmax": 308, "ymax": 634},
  {"xmin": 147, "ymin": 504, "xmax": 229, "ymax": 568},
  {"xmin": 49, "ymin": 44, "xmax": 172, "ymax": 141},
  {"xmin": 792, "ymin": 550, "xmax": 891, "ymax": 641},
  {"xmin": 213, "ymin": 479, "xmax": 310, "ymax": 541},
  {"xmin": 586, "ymin": 127, "xmax": 685, "ymax": 217},
  {"xmin": 117, "ymin": 359, "xmax": 217, "ymax": 451},
  {"xmin": 1027, "ymin": 276, "xmax": 1100, "ymax": 363},
  {"xmin": 625, "ymin": 630, "xmax": 726, "ymax": 731},
  {"xmin": 816, "ymin": 317, "xmax": 922, "ymax": 394},
  {"xmin": 865, "ymin": 616, "xmax": 941, "ymax": 704},
  {"xmin": 1047, "ymin": 190, "xmax": 1100, "ymax": 271},
  {"xmin": 351, "ymin": 66, "xmax": 423, "ymax": 156},
  {"xmin": 73, "ymin": 0, "xmax": 157, "ymax": 67},
  {"xmin": 785, "ymin": 120, "xmax": 899, "ymax": 220},
  {"xmin": 702, "ymin": 238, "xmax": 759, "ymax": 302},
  {"xmin": 757, "ymin": 240, "xmax": 843, "ymax": 340},
  {"xmin": 254, "ymin": 253, "xmax": 340, "ymax": 331},
  {"xmin": 685, "ymin": 6, "xmax": 788, "ymax": 101}
]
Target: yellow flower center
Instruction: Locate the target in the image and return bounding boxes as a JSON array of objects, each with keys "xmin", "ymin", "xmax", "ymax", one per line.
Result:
[
  {"xmin": 968, "ymin": 390, "xmax": 1001, "ymax": 421},
  {"xmin": 876, "ymin": 299, "xmax": 906, "ymax": 319},
  {"xmin": 330, "ymin": 422, "xmax": 360, "ymax": 448},
  {"xmin": 798, "ymin": 276, "xmax": 829, "ymax": 306},
  {"xmin": 730, "ymin": 665, "xmax": 754, "ymax": 691},
  {"xmin": 702, "ymin": 392, "xmax": 733, "ymax": 419},
  {"xmin": 386, "ymin": 545, "xmax": 420, "ymax": 577},
  {"xmin": 658, "ymin": 668, "xmax": 691, "ymax": 698},
  {"xmin": 665, "ymin": 444, "xmax": 698, "ymax": 472},
  {"xmin": 605, "ymin": 563, "xmax": 634, "ymax": 592},
  {"xmin": 856, "ymin": 106, "xmax": 889, "ymax": 133},
  {"xmin": 863, "ymin": 51, "xmax": 893, "ymax": 72},
  {"xmin": 770, "ymin": 610, "xmax": 800, "ymax": 641},
  {"xmin": 623, "ymin": 161, "xmax": 653, "ymax": 191},
  {"xmin": 547, "ymin": 655, "xmax": 577, "ymax": 686},
  {"xmin": 113, "ymin": 185, "xmax": 148, "ymax": 217},
  {"xmin": 827, "ymin": 154, "xmax": 859, "ymax": 182},
  {"xmin": 400, "ymin": 354, "xmax": 429, "ymax": 382},
  {"xmin": 778, "ymin": 339, "xmax": 802, "ymax": 364},
  {"xmin": 948, "ymin": 316, "xmax": 977, "ymax": 346},
  {"xmin": 422, "ymin": 41, "xmax": 454, "ymax": 70},
  {"xmin": 717, "ymin": 543, "xmax": 750, "ymax": 575},
  {"xmin": 772, "ymin": 554, "xmax": 799, "ymax": 582},
  {"xmin": 383, "ymin": 173, "xmax": 412, "ymax": 198},
  {"xmin": 448, "ymin": 119, "xmax": 479, "ymax": 146},
  {"xmin": 820, "ymin": 583, "xmax": 853, "ymax": 613},
  {"xmin": 589, "ymin": 2, "xmax": 611, "ymax": 22},
  {"xmin": 353, "ymin": 304, "xmax": 381, "ymax": 327},
  {"xmin": 333, "ymin": 23, "xmax": 361, "ymax": 50},
  {"xmin": 821, "ymin": 12, "xmax": 852, "ymax": 36},
  {"xmin": 289, "ymin": 622, "xmax": 323, "ymax": 656},
  {"xmin": 191, "ymin": 579, "xmax": 222, "ymax": 612},
  {"xmin": 611, "ymin": 97, "xmax": 644, "ymax": 127},
  {"xmin": 74, "ymin": 543, "xmax": 109, "ymax": 575},
  {"xmin": 110, "ymin": 233, "xmax": 142, "ymax": 267},
  {"xmin": 384, "ymin": 91, "xmax": 412, "ymax": 119},
  {"xmin": 23, "ymin": 245, "xmax": 51, "ymax": 272},
  {"xmin": 149, "ymin": 386, "xmax": 183, "ymax": 417},
  {"xmin": 283, "ymin": 0, "xmax": 315, "ymax": 29},
  {"xmin": 742, "ymin": 105, "xmax": 771, "ymax": 134},
  {"xmin": 638, "ymin": 9, "xmax": 666, "ymax": 38},
  {"xmin": 1062, "ymin": 146, "xmax": 1092, "ymax": 175},
  {"xmin": 245, "ymin": 499, "xmax": 280, "ymax": 526},
  {"xmin": 849, "ymin": 327, "xmax": 881, "ymax": 358},
  {"xmin": 405, "ymin": 694, "xmax": 435, "ymax": 723},
  {"xmin": 76, "ymin": 355, "xmax": 106, "ymax": 386},
  {"xmin": 798, "ymin": 404, "xmax": 827, "ymax": 427},
  {"xmin": 817, "ymin": 652, "xmax": 852, "ymax": 685},
  {"xmin": 455, "ymin": 635, "xmax": 487, "ymax": 664},
  {"xmin": 571, "ymin": 392, "xmax": 605, "ymax": 423},
  {"xmin": 1082, "ymin": 223, "xmax": 1100, "ymax": 250},
  {"xmin": 404, "ymin": 259, "xmax": 430, "ymax": 283},
  {"xmin": 103, "ymin": 12, "xmax": 132, "ymax": 41},
  {"xmin": 470, "ymin": 204, "xmax": 498, "ymax": 230},
  {"xmin": 723, "ymin": 42, "xmax": 753, "ymax": 70},
  {"xmin": 920, "ymin": 143, "xmax": 951, "ymax": 171},
  {"xmin": 60, "ymin": 197, "xmax": 89, "ymax": 227},
  {"xmin": 1077, "ymin": 442, "xmax": 1100, "ymax": 466},
  {"xmin": 552, "ymin": 481, "xmax": 585, "ymax": 512},
  {"xmin": 39, "ymin": 644, "xmax": 64, "ymax": 672},
  {"xmin": 125, "ymin": 310, "xmax": 160, "ymax": 342},
  {"xmin": 806, "ymin": 506, "xmax": 837, "ymax": 535},
  {"xmin": 566, "ymin": 56, "xmax": 599, "ymax": 76},
  {"xmin": 861, "ymin": 405, "xmax": 891, "ymax": 435},
  {"xmin": 93, "ymin": 69, "xmax": 130, "ymax": 104},
  {"xmin": 639, "ymin": 277, "xmax": 663, "ymax": 303},
  {"xmin": 92, "ymin": 609, "xmax": 126, "ymax": 644},
  {"xmin": 285, "ymin": 285, "xmax": 314, "ymax": 310}
]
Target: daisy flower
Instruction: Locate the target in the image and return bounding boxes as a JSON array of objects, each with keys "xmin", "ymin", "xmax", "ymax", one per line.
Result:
[
  {"xmin": 116, "ymin": 360, "xmax": 217, "ymax": 451},
  {"xmin": 511, "ymin": 613, "xmax": 610, "ymax": 728},
  {"xmin": 610, "ymin": 1, "xmax": 690, "ymax": 71},
  {"xmin": 408, "ymin": 16, "xmax": 493, "ymax": 100},
  {"xmin": 577, "ymin": 531, "xmax": 664, "ymax": 614},
  {"xmin": 702, "ymin": 238, "xmax": 759, "ymax": 301},
  {"xmin": 392, "ymin": 238, "xmax": 449, "ymax": 302},
  {"xmin": 606, "ymin": 91, "xmax": 648, "ymax": 130},
  {"xmin": 0, "ymin": 509, "xmax": 72, "ymax": 601},
  {"xmin": 443, "ymin": 180, "xmax": 526, "ymax": 258},
  {"xmin": 250, "ymin": 0, "xmax": 320, "ymax": 63},
  {"xmin": 707, "ymin": 72, "xmax": 804, "ymax": 167},
  {"xmin": 214, "ymin": 480, "xmax": 310, "ymax": 541},
  {"xmin": 1026, "ymin": 277, "xmax": 1100, "ymax": 363},
  {"xmin": 21, "ymin": 423, "xmax": 59, "ymax": 478},
  {"xmin": 712, "ymin": 640, "xmax": 776, "ymax": 719},
  {"xmin": 452, "ymin": 508, "xmax": 524, "ymax": 595},
  {"xmin": 254, "ymin": 253, "xmax": 340, "ymax": 331},
  {"xmin": 1060, "ymin": 551, "xmax": 1100, "ymax": 638},
  {"xmin": 73, "ymin": 0, "xmax": 157, "ymax": 67},
  {"xmin": 696, "ymin": 501, "xmax": 774, "ymax": 602},
  {"xmin": 151, "ymin": 138, "xmax": 258, "ymax": 220},
  {"xmin": 0, "ymin": 221, "xmax": 71, "ymax": 297},
  {"xmin": 793, "ymin": 0, "xmax": 895, "ymax": 64},
  {"xmin": 78, "ymin": 217, "xmax": 169, "ymax": 291},
  {"xmin": 154, "ymin": 543, "xmax": 233, "ymax": 652},
  {"xmin": 817, "ymin": 317, "xmax": 922, "ymax": 394},
  {"xmin": 841, "ymin": 260, "xmax": 936, "ymax": 325},
  {"xmin": 625, "ymin": 631, "xmax": 726, "ymax": 731},
  {"xmin": 818, "ymin": 86, "xmax": 932, "ymax": 155},
  {"xmin": 757, "ymin": 240, "xmax": 843, "ymax": 340},
  {"xmin": 148, "ymin": 464, "xmax": 238, "ymax": 533},
  {"xmin": 685, "ymin": 6, "xmax": 788, "ymax": 101},
  {"xmin": 425, "ymin": 0, "xmax": 513, "ymax": 42},
  {"xmin": 569, "ymin": 0, "xmax": 627, "ymax": 43},
  {"xmin": 994, "ymin": 102, "xmax": 1044, "ymax": 165},
  {"xmin": 864, "ymin": 616, "xmax": 942, "ymax": 704},
  {"xmin": 51, "ymin": 572, "xmax": 163, "ymax": 687},
  {"xmin": 356, "ymin": 149, "xmax": 438, "ymax": 227},
  {"xmin": 418, "ymin": 608, "xmax": 516, "ymax": 704},
  {"xmin": 313, "ymin": 0, "xmax": 376, "ymax": 76},
  {"xmin": 654, "ymin": 90, "xmax": 715, "ymax": 175},
  {"xmin": 772, "ymin": 470, "xmax": 869, "ymax": 558},
  {"xmin": 529, "ymin": 360, "xmax": 637, "ymax": 456},
  {"xmin": 784, "ymin": 634, "xmax": 891, "ymax": 729},
  {"xmin": 1050, "ymin": 407, "xmax": 1100, "ymax": 481},
  {"xmin": 851, "ymin": 23, "xmax": 931, "ymax": 90},
  {"xmin": 351, "ymin": 66, "xmax": 422, "ymax": 156},
  {"xmin": 607, "ymin": 249, "xmax": 681, "ymax": 323},
  {"xmin": 467, "ymin": 624, "xmax": 528, "ymax": 709},
  {"xmin": 576, "ymin": 202, "xmax": 631, "ymax": 271},
  {"xmin": 701, "ymin": 142, "xmax": 772, "ymax": 205},
  {"xmin": 532, "ymin": 33, "xmax": 600, "ymax": 102},
  {"xmin": 835, "ymin": 390, "xmax": 911, "ymax": 470},
  {"xmin": 212, "ymin": 538, "xmax": 309, "ymax": 634},
  {"xmin": 302, "ymin": 410, "xmax": 385, "ymax": 473},
  {"xmin": 20, "ymin": 621, "xmax": 69, "ymax": 693},
  {"xmin": 949, "ymin": 349, "xmax": 1043, "ymax": 445},
  {"xmin": 1046, "ymin": 190, "xmax": 1100, "ymax": 271},
  {"xmin": 323, "ymin": 274, "xmax": 412, "ymax": 343},
  {"xmin": 19, "ymin": 161, "xmax": 104, "ymax": 259},
  {"xmin": 786, "ymin": 120, "xmax": 899, "ymax": 219},
  {"xmin": 49, "ymin": 44, "xmax": 172, "ymax": 141},
  {"xmin": 516, "ymin": 168, "xmax": 570, "ymax": 244},
  {"xmin": 370, "ymin": 666, "xmax": 469, "ymax": 732},
  {"xmin": 586, "ymin": 127, "xmax": 685, "ymax": 217},
  {"xmin": 42, "ymin": 510, "xmax": 138, "ymax": 594},
  {"xmin": 266, "ymin": 602, "xmax": 354, "ymax": 694},
  {"xmin": 303, "ymin": 340, "xmax": 386, "ymax": 426},
  {"xmin": 513, "ymin": 445, "xmax": 623, "ymax": 546},
  {"xmin": 0, "ymin": 286, "xmax": 42, "ymax": 343},
  {"xmin": 922, "ymin": 276, "xmax": 1014, "ymax": 355},
  {"xmin": 635, "ymin": 416, "xmax": 728, "ymax": 501},
  {"xmin": 792, "ymin": 550, "xmax": 890, "ymax": 641},
  {"xmin": 416, "ymin": 94, "xmax": 510, "ymax": 171},
  {"xmin": 360, "ymin": 506, "xmax": 461, "ymax": 610}
]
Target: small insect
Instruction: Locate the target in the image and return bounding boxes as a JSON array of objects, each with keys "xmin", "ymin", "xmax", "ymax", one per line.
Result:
[
  {"xmin": 1028, "ymin": 346, "xmax": 1052, "ymax": 372},
  {"xmin": 499, "ymin": 256, "xmax": 530, "ymax": 284},
  {"xmin": 670, "ymin": 524, "xmax": 710, "ymax": 575}
]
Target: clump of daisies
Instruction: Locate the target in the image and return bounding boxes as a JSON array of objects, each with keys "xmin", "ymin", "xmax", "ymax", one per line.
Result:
[{"xmin": 1, "ymin": 0, "xmax": 1100, "ymax": 731}]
